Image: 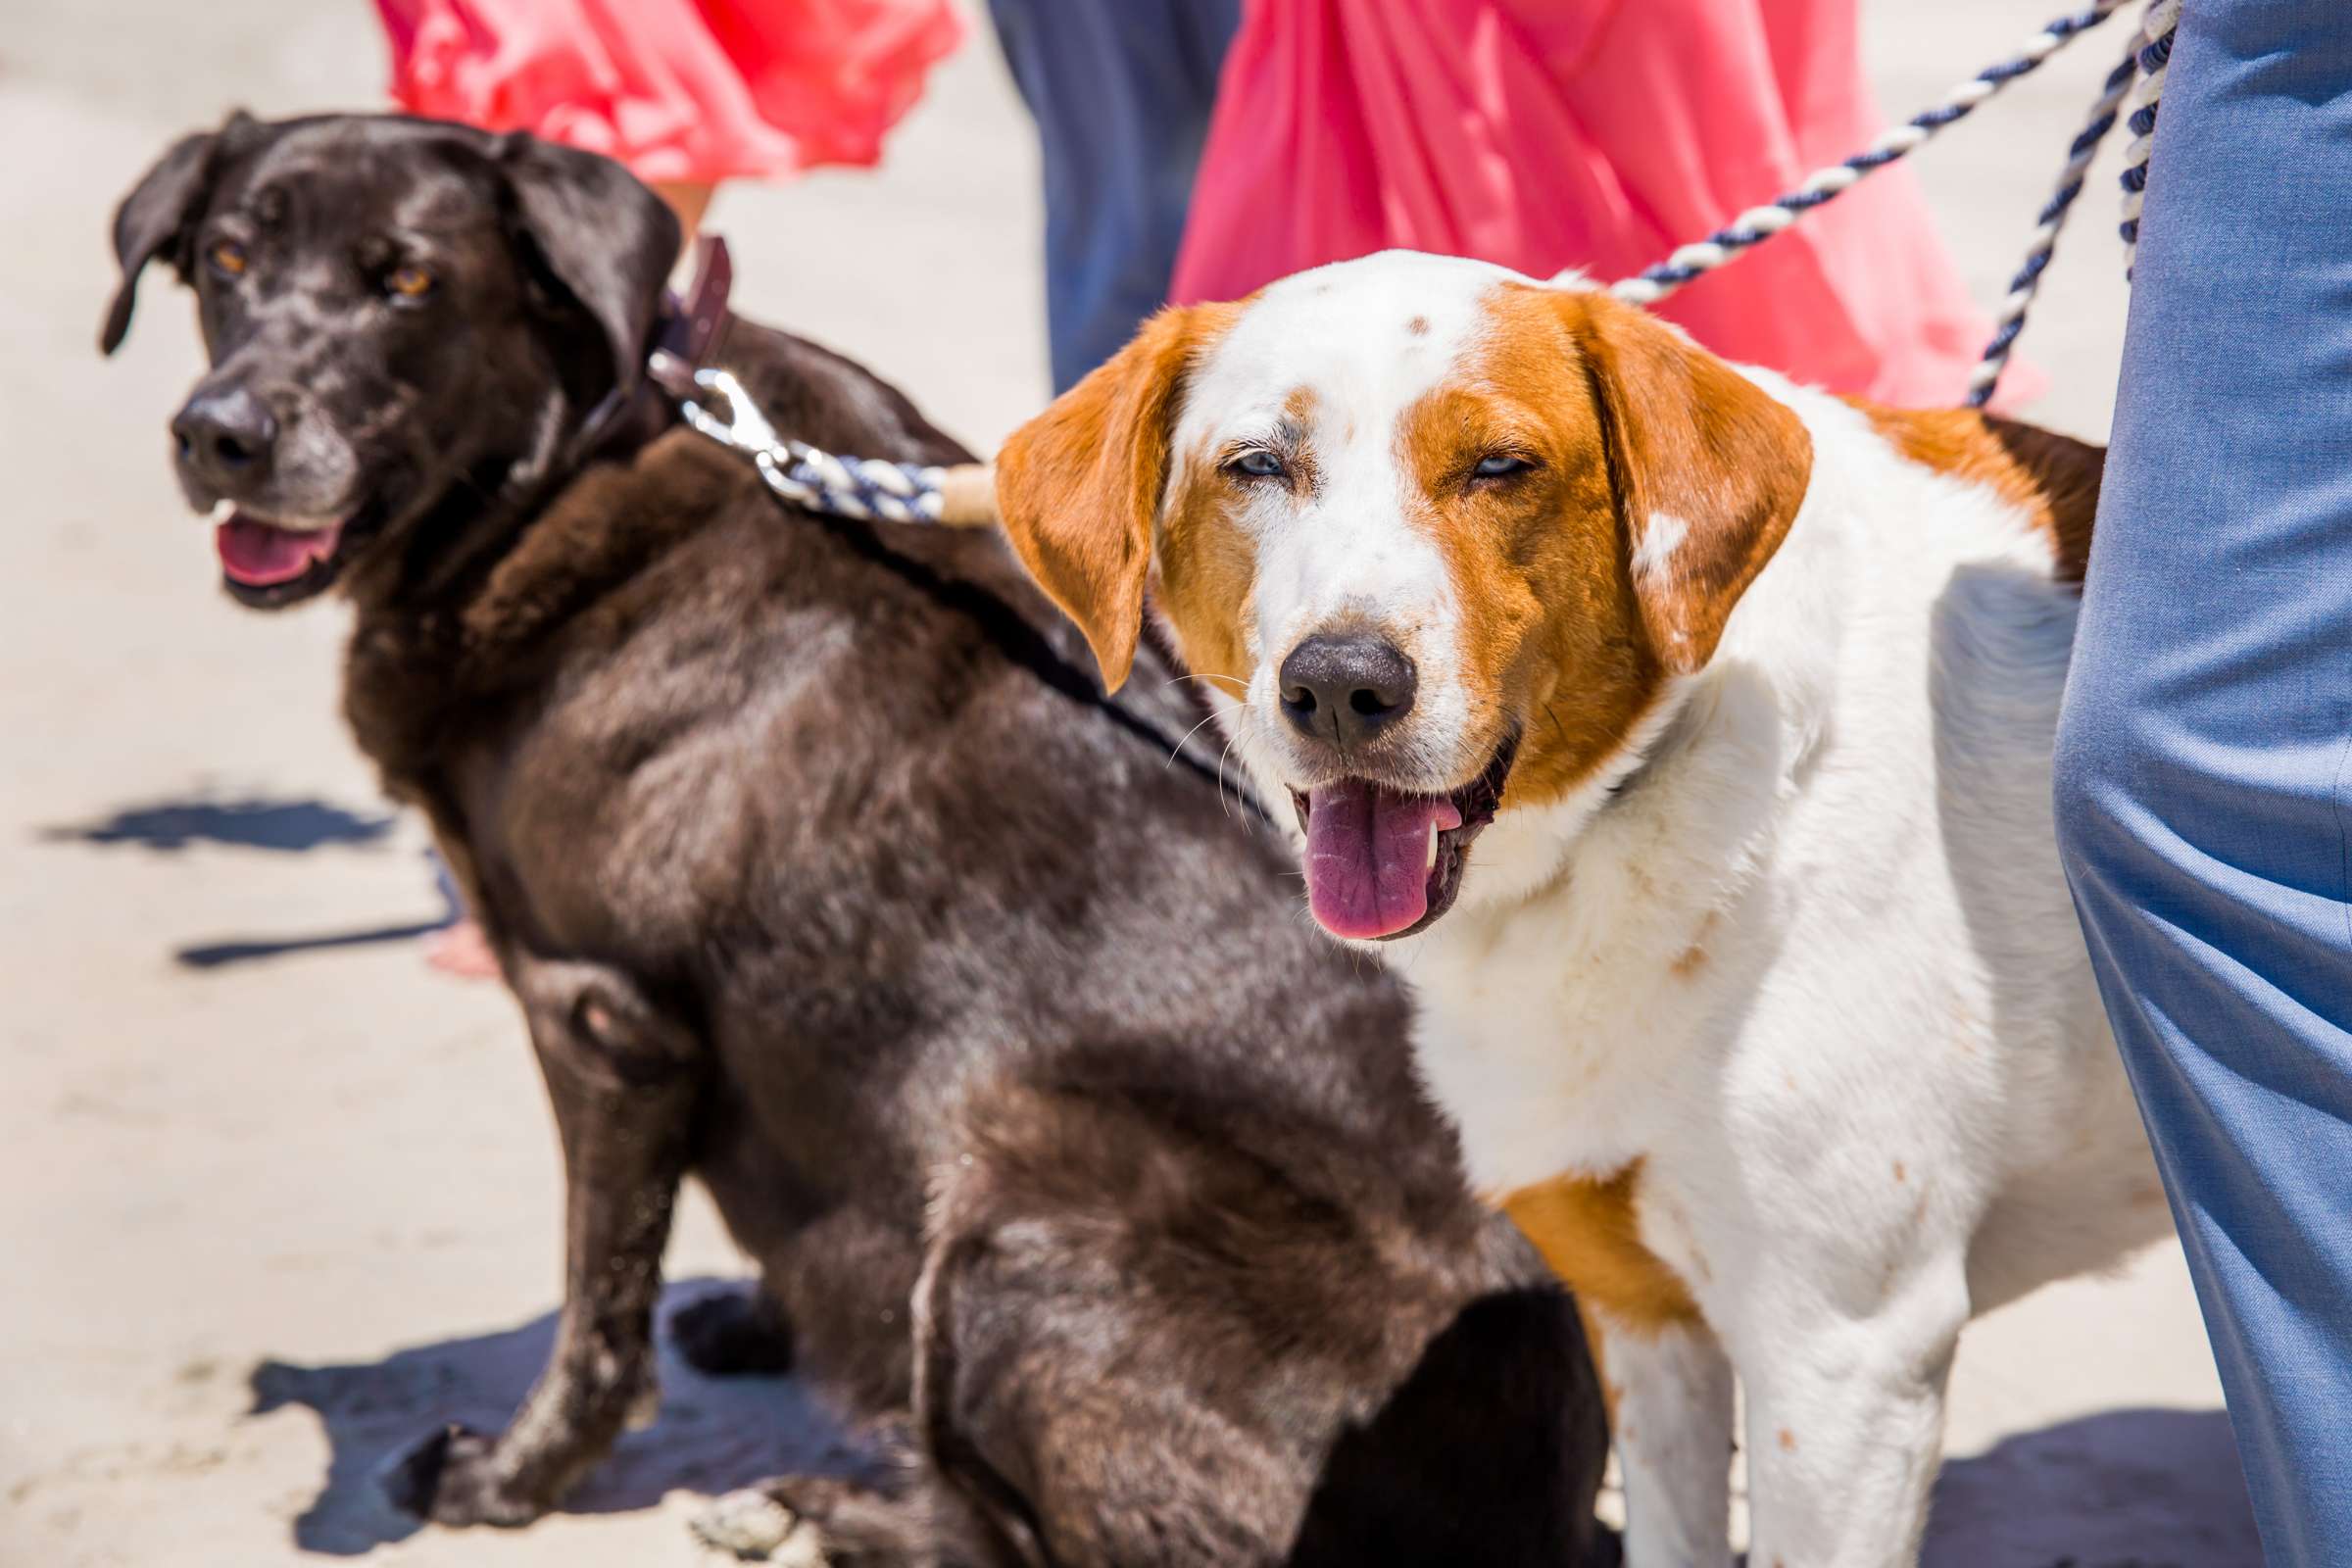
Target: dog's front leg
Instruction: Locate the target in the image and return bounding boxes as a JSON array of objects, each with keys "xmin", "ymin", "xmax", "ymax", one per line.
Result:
[
  {"xmin": 1733, "ymin": 1258, "xmax": 1969, "ymax": 1568},
  {"xmin": 389, "ymin": 958, "xmax": 703, "ymax": 1528},
  {"xmin": 1607, "ymin": 1315, "xmax": 1736, "ymax": 1568}
]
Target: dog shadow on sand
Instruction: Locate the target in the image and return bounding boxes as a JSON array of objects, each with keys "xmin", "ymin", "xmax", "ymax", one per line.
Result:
[
  {"xmin": 39, "ymin": 792, "xmax": 461, "ymax": 968},
  {"xmin": 246, "ymin": 1277, "xmax": 865, "ymax": 1555},
  {"xmin": 42, "ymin": 796, "xmax": 396, "ymax": 855},
  {"xmin": 253, "ymin": 1273, "xmax": 2260, "ymax": 1564},
  {"xmin": 1923, "ymin": 1406, "xmax": 2260, "ymax": 1567}
]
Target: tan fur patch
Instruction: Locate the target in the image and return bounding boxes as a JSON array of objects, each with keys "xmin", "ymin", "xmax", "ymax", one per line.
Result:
[
  {"xmin": 1500, "ymin": 1162, "xmax": 1702, "ymax": 1337},
  {"xmin": 1670, "ymin": 910, "xmax": 1720, "ymax": 978},
  {"xmin": 1561, "ymin": 287, "xmax": 1813, "ymax": 675},
  {"xmin": 1860, "ymin": 406, "xmax": 2104, "ymax": 585},
  {"xmin": 1157, "ymin": 444, "xmax": 1260, "ymax": 699},
  {"xmin": 1393, "ymin": 290, "xmax": 1656, "ymax": 811},
  {"xmin": 1382, "ymin": 283, "xmax": 1812, "ymax": 815},
  {"xmin": 1274, "ymin": 384, "xmax": 1324, "ymax": 495},
  {"xmin": 1152, "ymin": 381, "xmax": 1319, "ymax": 695},
  {"xmin": 995, "ymin": 303, "xmax": 1240, "ymax": 690}
]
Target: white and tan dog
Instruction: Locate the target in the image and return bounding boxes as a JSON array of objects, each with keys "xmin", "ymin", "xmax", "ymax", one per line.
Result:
[{"xmin": 993, "ymin": 251, "xmax": 2172, "ymax": 1567}]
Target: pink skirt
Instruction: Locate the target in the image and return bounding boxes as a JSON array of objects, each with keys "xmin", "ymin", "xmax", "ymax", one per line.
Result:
[
  {"xmin": 375, "ymin": 0, "xmax": 964, "ymax": 184},
  {"xmin": 1172, "ymin": 0, "xmax": 2024, "ymax": 409}
]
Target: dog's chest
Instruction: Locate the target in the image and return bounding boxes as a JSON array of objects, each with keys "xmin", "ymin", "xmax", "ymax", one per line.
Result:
[{"xmin": 1400, "ymin": 779, "xmax": 1779, "ymax": 1194}]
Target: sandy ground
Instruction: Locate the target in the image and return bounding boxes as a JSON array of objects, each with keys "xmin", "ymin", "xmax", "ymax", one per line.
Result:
[{"xmin": 0, "ymin": 2, "xmax": 2261, "ymax": 1564}]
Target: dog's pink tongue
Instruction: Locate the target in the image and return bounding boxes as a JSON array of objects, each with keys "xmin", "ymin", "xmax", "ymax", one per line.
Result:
[
  {"xmin": 1303, "ymin": 780, "xmax": 1460, "ymax": 941},
  {"xmin": 216, "ymin": 514, "xmax": 338, "ymax": 586}
]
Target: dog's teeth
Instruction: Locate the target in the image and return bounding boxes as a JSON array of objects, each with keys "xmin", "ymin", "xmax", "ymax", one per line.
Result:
[
  {"xmin": 1426, "ymin": 818, "xmax": 1440, "ymax": 871},
  {"xmin": 207, "ymin": 500, "xmax": 234, "ymax": 524}
]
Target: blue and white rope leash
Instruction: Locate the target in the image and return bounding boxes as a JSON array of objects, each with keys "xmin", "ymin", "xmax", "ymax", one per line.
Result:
[
  {"xmin": 1967, "ymin": 0, "xmax": 2178, "ymax": 405},
  {"xmin": 661, "ymin": 353, "xmax": 999, "ymax": 528},
  {"xmin": 1609, "ymin": 0, "xmax": 2136, "ymax": 309},
  {"xmin": 679, "ymin": 0, "xmax": 2175, "ymax": 522},
  {"xmin": 2118, "ymin": 0, "xmax": 2180, "ymax": 277},
  {"xmin": 1963, "ymin": 38, "xmax": 2141, "ymax": 407}
]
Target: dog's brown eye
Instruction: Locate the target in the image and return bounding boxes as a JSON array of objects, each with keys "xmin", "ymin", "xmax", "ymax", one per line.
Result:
[
  {"xmin": 208, "ymin": 240, "xmax": 248, "ymax": 278},
  {"xmin": 385, "ymin": 264, "xmax": 435, "ymax": 300}
]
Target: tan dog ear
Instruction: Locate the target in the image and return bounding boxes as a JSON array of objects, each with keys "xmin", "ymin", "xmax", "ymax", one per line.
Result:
[
  {"xmin": 1569, "ymin": 294, "xmax": 1813, "ymax": 675},
  {"xmin": 995, "ymin": 307, "xmax": 1207, "ymax": 693}
]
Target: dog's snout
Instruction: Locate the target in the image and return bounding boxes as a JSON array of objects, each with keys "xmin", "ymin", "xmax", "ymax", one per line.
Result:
[
  {"xmin": 1279, "ymin": 633, "xmax": 1417, "ymax": 745},
  {"xmin": 172, "ymin": 385, "xmax": 278, "ymax": 487}
]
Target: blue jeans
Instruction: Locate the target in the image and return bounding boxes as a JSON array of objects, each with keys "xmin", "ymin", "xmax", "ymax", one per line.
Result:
[
  {"xmin": 2052, "ymin": 3, "xmax": 2352, "ymax": 1561},
  {"xmin": 985, "ymin": 0, "xmax": 1239, "ymax": 391}
]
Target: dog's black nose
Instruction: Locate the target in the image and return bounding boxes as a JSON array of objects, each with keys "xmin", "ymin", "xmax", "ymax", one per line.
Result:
[
  {"xmin": 172, "ymin": 385, "xmax": 278, "ymax": 486},
  {"xmin": 1280, "ymin": 633, "xmax": 1417, "ymax": 744}
]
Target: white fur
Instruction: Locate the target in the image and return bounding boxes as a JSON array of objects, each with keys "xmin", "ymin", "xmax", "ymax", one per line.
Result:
[
  {"xmin": 1635, "ymin": 511, "xmax": 1690, "ymax": 585},
  {"xmin": 1176, "ymin": 255, "xmax": 2170, "ymax": 1568}
]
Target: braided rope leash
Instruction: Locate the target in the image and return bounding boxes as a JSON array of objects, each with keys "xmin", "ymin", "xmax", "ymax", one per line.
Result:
[
  {"xmin": 675, "ymin": 364, "xmax": 998, "ymax": 527},
  {"xmin": 1967, "ymin": 0, "xmax": 2177, "ymax": 407},
  {"xmin": 1964, "ymin": 39, "xmax": 2140, "ymax": 406},
  {"xmin": 2118, "ymin": 0, "xmax": 2180, "ymax": 277},
  {"xmin": 1608, "ymin": 0, "xmax": 2132, "ymax": 309}
]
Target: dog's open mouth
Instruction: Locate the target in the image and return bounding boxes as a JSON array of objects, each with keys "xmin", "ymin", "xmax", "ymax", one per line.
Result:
[
  {"xmin": 212, "ymin": 504, "xmax": 355, "ymax": 606},
  {"xmin": 1290, "ymin": 733, "xmax": 1518, "ymax": 943}
]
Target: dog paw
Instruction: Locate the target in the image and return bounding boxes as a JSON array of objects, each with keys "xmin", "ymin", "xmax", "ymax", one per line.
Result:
[
  {"xmin": 670, "ymin": 1286, "xmax": 796, "ymax": 1377},
  {"xmin": 380, "ymin": 1423, "xmax": 543, "ymax": 1528},
  {"xmin": 691, "ymin": 1489, "xmax": 825, "ymax": 1565}
]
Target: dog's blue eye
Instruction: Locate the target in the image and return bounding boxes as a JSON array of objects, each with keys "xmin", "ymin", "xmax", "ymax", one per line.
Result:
[
  {"xmin": 1229, "ymin": 449, "xmax": 1286, "ymax": 480},
  {"xmin": 1474, "ymin": 454, "xmax": 1533, "ymax": 480}
]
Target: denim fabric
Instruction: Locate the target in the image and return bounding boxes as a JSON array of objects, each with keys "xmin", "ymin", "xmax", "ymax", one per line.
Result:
[
  {"xmin": 985, "ymin": 0, "xmax": 1241, "ymax": 391},
  {"xmin": 2052, "ymin": 3, "xmax": 2352, "ymax": 1561}
]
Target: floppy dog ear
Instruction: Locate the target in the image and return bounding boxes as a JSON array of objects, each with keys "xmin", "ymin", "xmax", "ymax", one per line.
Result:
[
  {"xmin": 995, "ymin": 307, "xmax": 1210, "ymax": 694},
  {"xmin": 1568, "ymin": 293, "xmax": 1813, "ymax": 675},
  {"xmin": 495, "ymin": 132, "xmax": 680, "ymax": 395},
  {"xmin": 101, "ymin": 111, "xmax": 258, "ymax": 356}
]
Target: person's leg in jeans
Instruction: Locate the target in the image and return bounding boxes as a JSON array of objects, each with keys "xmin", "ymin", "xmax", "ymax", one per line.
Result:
[
  {"xmin": 2053, "ymin": 4, "xmax": 2352, "ymax": 1559},
  {"xmin": 985, "ymin": 0, "xmax": 1240, "ymax": 391}
]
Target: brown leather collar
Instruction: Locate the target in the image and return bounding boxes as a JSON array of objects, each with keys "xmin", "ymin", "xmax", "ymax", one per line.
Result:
[{"xmin": 566, "ymin": 233, "xmax": 735, "ymax": 471}]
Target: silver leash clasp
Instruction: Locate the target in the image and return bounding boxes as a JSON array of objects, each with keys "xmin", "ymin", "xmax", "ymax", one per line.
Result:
[{"xmin": 673, "ymin": 364, "xmax": 779, "ymax": 458}]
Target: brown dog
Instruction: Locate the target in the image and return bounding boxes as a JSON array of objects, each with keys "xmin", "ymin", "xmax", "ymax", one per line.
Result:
[{"xmin": 105, "ymin": 114, "xmax": 1612, "ymax": 1564}]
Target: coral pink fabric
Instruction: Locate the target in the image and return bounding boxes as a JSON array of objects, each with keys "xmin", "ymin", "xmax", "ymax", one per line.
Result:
[
  {"xmin": 1172, "ymin": 0, "xmax": 2025, "ymax": 409},
  {"xmin": 375, "ymin": 0, "xmax": 963, "ymax": 184}
]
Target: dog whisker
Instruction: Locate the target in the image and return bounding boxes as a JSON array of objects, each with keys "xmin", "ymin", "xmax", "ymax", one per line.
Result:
[
  {"xmin": 1168, "ymin": 670, "xmax": 1249, "ymax": 692},
  {"xmin": 1215, "ymin": 730, "xmax": 1244, "ymax": 822},
  {"xmin": 1166, "ymin": 710, "xmax": 1225, "ymax": 769}
]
